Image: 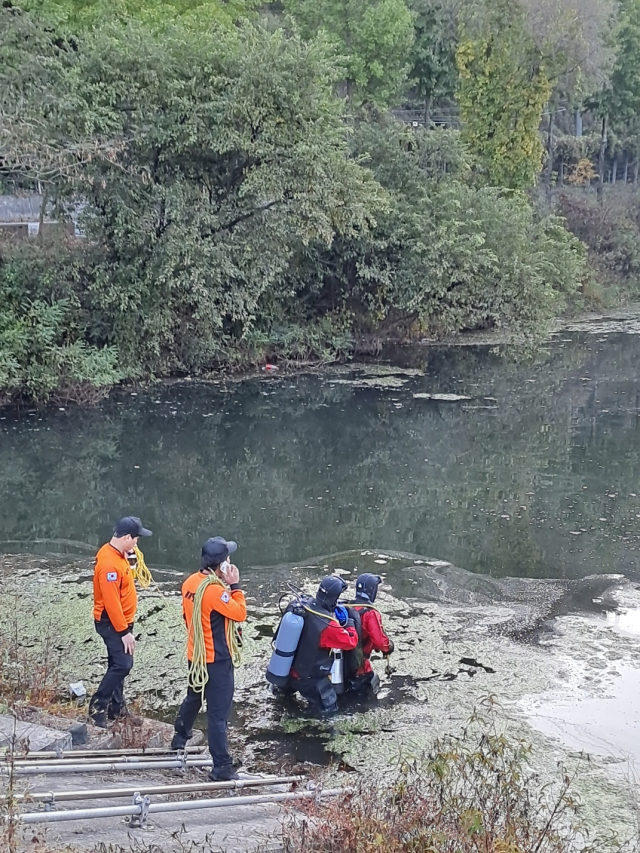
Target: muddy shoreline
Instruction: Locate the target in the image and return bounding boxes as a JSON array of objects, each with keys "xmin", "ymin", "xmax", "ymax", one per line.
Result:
[
  {"xmin": 2, "ymin": 549, "xmax": 639, "ymax": 840},
  {"xmin": 3, "ymin": 305, "xmax": 640, "ymax": 415}
]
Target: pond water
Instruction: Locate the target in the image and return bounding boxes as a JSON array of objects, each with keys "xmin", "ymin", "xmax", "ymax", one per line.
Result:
[{"xmin": 1, "ymin": 330, "xmax": 640, "ymax": 586}]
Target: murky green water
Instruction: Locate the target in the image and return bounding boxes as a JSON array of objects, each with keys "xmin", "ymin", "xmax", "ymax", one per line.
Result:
[{"xmin": 1, "ymin": 330, "xmax": 640, "ymax": 583}]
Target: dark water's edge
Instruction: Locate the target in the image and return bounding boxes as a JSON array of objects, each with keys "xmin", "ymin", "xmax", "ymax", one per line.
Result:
[{"xmin": 3, "ymin": 304, "xmax": 639, "ymax": 416}]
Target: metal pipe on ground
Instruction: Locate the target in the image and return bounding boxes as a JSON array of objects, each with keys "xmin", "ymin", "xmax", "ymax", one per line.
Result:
[
  {"xmin": 10, "ymin": 753, "xmax": 206, "ymax": 768},
  {"xmin": 6, "ymin": 757, "xmax": 215, "ymax": 775},
  {"xmin": 12, "ymin": 776, "xmax": 305, "ymax": 804},
  {"xmin": 2, "ymin": 746, "xmax": 204, "ymax": 761},
  {"xmin": 15, "ymin": 788, "xmax": 346, "ymax": 825}
]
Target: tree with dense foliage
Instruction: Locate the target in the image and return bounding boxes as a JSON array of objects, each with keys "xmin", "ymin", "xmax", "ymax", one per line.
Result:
[
  {"xmin": 0, "ymin": 6, "xmax": 125, "ymax": 224},
  {"xmin": 18, "ymin": 0, "xmax": 260, "ymax": 27},
  {"xmin": 280, "ymin": 120, "xmax": 584, "ymax": 343},
  {"xmin": 68, "ymin": 20, "xmax": 383, "ymax": 376},
  {"xmin": 0, "ymin": 8, "xmax": 386, "ymax": 400},
  {"xmin": 456, "ymin": 0, "xmax": 552, "ymax": 189},
  {"xmin": 406, "ymin": 0, "xmax": 459, "ymax": 125},
  {"xmin": 282, "ymin": 0, "xmax": 415, "ymax": 107},
  {"xmin": 0, "ymin": 0, "xmax": 632, "ymax": 406}
]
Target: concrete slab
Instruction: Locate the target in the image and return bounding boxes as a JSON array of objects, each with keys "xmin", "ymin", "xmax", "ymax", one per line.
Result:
[{"xmin": 0, "ymin": 716, "xmax": 73, "ymax": 753}]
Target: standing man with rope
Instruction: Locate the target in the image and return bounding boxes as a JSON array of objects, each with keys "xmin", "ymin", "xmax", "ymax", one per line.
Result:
[
  {"xmin": 171, "ymin": 536, "xmax": 246, "ymax": 782},
  {"xmin": 89, "ymin": 515, "xmax": 153, "ymax": 728}
]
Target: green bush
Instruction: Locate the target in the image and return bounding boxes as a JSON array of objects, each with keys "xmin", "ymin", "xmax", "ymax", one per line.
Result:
[
  {"xmin": 242, "ymin": 313, "xmax": 355, "ymax": 365},
  {"xmin": 283, "ymin": 122, "xmax": 585, "ymax": 345},
  {"xmin": 558, "ymin": 189, "xmax": 640, "ymax": 300},
  {"xmin": 0, "ymin": 241, "xmax": 121, "ymax": 404}
]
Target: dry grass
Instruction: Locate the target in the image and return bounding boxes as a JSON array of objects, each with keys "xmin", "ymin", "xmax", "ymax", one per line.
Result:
[
  {"xmin": 276, "ymin": 700, "xmax": 637, "ymax": 853},
  {"xmin": 0, "ymin": 588, "xmax": 69, "ymax": 710}
]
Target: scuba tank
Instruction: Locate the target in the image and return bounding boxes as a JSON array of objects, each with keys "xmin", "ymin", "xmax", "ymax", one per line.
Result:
[
  {"xmin": 266, "ymin": 579, "xmax": 347, "ymax": 692},
  {"xmin": 329, "ymin": 649, "xmax": 345, "ymax": 694},
  {"xmin": 339, "ymin": 604, "xmax": 363, "ymax": 688},
  {"xmin": 266, "ymin": 608, "xmax": 305, "ymax": 688}
]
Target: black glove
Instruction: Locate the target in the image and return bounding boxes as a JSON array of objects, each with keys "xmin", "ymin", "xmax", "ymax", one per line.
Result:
[{"xmin": 386, "ymin": 639, "xmax": 395, "ymax": 654}]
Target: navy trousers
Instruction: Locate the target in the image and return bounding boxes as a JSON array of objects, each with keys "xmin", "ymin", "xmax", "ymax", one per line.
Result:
[
  {"xmin": 89, "ymin": 620, "xmax": 133, "ymax": 717},
  {"xmin": 174, "ymin": 659, "xmax": 234, "ymax": 771}
]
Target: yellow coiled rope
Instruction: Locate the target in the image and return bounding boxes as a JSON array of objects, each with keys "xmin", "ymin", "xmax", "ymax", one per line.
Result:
[
  {"xmin": 132, "ymin": 546, "xmax": 154, "ymax": 589},
  {"xmin": 188, "ymin": 574, "xmax": 243, "ymax": 695}
]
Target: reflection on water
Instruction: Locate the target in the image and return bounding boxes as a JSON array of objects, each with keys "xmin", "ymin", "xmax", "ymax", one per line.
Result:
[
  {"xmin": 1, "ymin": 332, "xmax": 640, "ymax": 582},
  {"xmin": 523, "ymin": 663, "xmax": 640, "ymax": 767}
]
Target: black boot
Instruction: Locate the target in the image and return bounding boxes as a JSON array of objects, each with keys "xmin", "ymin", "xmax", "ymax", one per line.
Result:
[
  {"xmin": 90, "ymin": 711, "xmax": 109, "ymax": 729},
  {"xmin": 209, "ymin": 765, "xmax": 240, "ymax": 782},
  {"xmin": 108, "ymin": 704, "xmax": 130, "ymax": 721}
]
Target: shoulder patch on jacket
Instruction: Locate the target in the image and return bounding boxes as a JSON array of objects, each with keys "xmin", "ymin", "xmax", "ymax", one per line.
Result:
[
  {"xmin": 106, "ymin": 572, "xmax": 118, "ymax": 582},
  {"xmin": 221, "ymin": 591, "xmax": 230, "ymax": 603}
]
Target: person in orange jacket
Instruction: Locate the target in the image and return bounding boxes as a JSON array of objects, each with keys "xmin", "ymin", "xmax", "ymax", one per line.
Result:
[
  {"xmin": 89, "ymin": 516, "xmax": 152, "ymax": 728},
  {"xmin": 171, "ymin": 536, "xmax": 247, "ymax": 782}
]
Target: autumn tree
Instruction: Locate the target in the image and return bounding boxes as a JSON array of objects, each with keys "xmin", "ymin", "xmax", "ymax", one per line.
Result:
[
  {"xmin": 585, "ymin": 0, "xmax": 640, "ymax": 195},
  {"xmin": 456, "ymin": 0, "xmax": 551, "ymax": 189},
  {"xmin": 518, "ymin": 0, "xmax": 615, "ymax": 188}
]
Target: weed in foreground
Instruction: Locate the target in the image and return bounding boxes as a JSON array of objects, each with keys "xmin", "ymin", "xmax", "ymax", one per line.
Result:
[
  {"xmin": 276, "ymin": 700, "xmax": 638, "ymax": 853},
  {"xmin": 0, "ymin": 563, "xmax": 71, "ymax": 711}
]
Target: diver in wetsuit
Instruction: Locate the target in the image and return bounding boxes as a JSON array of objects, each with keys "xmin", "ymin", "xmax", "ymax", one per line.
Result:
[
  {"xmin": 287, "ymin": 577, "xmax": 359, "ymax": 715},
  {"xmin": 343, "ymin": 573, "xmax": 394, "ymax": 694}
]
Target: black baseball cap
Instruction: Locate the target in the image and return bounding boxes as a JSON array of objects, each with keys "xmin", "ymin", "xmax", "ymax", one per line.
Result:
[
  {"xmin": 201, "ymin": 536, "xmax": 237, "ymax": 568},
  {"xmin": 114, "ymin": 516, "xmax": 152, "ymax": 538}
]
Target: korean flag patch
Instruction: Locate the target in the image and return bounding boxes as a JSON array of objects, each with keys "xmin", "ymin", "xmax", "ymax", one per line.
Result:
[
  {"xmin": 221, "ymin": 591, "xmax": 230, "ymax": 603},
  {"xmin": 106, "ymin": 572, "xmax": 118, "ymax": 582}
]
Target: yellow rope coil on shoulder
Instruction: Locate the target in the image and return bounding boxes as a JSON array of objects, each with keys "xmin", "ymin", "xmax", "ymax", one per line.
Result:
[
  {"xmin": 132, "ymin": 546, "xmax": 154, "ymax": 589},
  {"xmin": 189, "ymin": 574, "xmax": 243, "ymax": 695}
]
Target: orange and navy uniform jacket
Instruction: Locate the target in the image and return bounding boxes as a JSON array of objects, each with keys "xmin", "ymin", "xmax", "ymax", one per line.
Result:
[
  {"xmin": 318, "ymin": 623, "xmax": 359, "ymax": 651},
  {"xmin": 92, "ymin": 543, "xmax": 137, "ymax": 636},
  {"xmin": 182, "ymin": 571, "xmax": 247, "ymax": 664}
]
